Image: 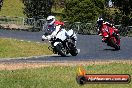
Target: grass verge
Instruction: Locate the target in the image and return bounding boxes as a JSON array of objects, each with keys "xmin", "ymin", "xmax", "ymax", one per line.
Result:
[
  {"xmin": 0, "ymin": 0, "xmax": 63, "ymax": 18},
  {"xmin": 0, "ymin": 62, "xmax": 131, "ymax": 88},
  {"xmin": 0, "ymin": 0, "xmax": 25, "ymax": 17},
  {"xmin": 0, "ymin": 38, "xmax": 52, "ymax": 58}
]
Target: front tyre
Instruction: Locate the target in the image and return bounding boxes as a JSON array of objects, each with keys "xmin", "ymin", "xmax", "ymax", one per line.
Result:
[
  {"xmin": 55, "ymin": 43, "xmax": 67, "ymax": 57},
  {"xmin": 70, "ymin": 47, "xmax": 78, "ymax": 56},
  {"xmin": 68, "ymin": 41, "xmax": 78, "ymax": 56},
  {"xmin": 110, "ymin": 38, "xmax": 120, "ymax": 50}
]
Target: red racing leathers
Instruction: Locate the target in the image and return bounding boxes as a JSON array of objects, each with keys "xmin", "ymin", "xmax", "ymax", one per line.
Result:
[{"xmin": 98, "ymin": 23, "xmax": 120, "ymax": 46}]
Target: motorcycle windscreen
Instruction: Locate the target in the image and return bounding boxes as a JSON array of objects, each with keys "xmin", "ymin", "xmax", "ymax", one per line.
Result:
[{"xmin": 43, "ymin": 24, "xmax": 55, "ymax": 36}]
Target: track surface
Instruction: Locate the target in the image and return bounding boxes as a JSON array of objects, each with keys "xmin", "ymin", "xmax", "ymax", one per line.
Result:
[{"xmin": 0, "ymin": 29, "xmax": 132, "ymax": 63}]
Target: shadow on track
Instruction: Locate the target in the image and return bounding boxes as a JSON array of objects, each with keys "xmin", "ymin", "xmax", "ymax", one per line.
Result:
[{"xmin": 104, "ymin": 48, "xmax": 120, "ymax": 51}]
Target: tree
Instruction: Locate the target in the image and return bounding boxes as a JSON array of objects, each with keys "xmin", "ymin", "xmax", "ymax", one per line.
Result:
[
  {"xmin": 0, "ymin": 0, "xmax": 3, "ymax": 11},
  {"xmin": 62, "ymin": 0, "xmax": 105, "ymax": 23},
  {"xmin": 23, "ymin": 0, "xmax": 54, "ymax": 18},
  {"xmin": 112, "ymin": 0, "xmax": 132, "ymax": 16}
]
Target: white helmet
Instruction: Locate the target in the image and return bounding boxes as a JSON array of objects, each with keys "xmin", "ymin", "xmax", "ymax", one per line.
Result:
[{"xmin": 46, "ymin": 15, "xmax": 55, "ymax": 25}]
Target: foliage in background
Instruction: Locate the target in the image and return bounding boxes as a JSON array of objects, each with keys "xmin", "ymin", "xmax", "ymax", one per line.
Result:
[
  {"xmin": 61, "ymin": 0, "xmax": 132, "ymax": 26},
  {"xmin": 0, "ymin": 0, "xmax": 3, "ymax": 11},
  {"xmin": 0, "ymin": 0, "xmax": 131, "ymax": 26},
  {"xmin": 22, "ymin": 0, "xmax": 54, "ymax": 19},
  {"xmin": 105, "ymin": 0, "xmax": 132, "ymax": 26},
  {"xmin": 51, "ymin": 0, "xmax": 65, "ymax": 20},
  {"xmin": 102, "ymin": 8, "xmax": 132, "ymax": 26},
  {"xmin": 53, "ymin": 0, "xmax": 65, "ymax": 9},
  {"xmin": 62, "ymin": 0, "xmax": 105, "ymax": 23},
  {"xmin": 112, "ymin": 0, "xmax": 132, "ymax": 16}
]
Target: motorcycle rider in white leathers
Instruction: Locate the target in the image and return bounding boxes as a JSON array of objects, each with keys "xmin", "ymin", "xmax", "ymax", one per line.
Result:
[{"xmin": 42, "ymin": 15, "xmax": 77, "ymax": 45}]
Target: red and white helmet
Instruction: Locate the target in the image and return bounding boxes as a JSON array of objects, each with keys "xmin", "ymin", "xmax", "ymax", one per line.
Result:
[{"xmin": 46, "ymin": 15, "xmax": 55, "ymax": 25}]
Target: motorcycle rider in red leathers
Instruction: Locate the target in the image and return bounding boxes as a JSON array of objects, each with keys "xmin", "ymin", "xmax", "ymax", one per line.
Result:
[{"xmin": 97, "ymin": 17, "xmax": 119, "ymax": 43}]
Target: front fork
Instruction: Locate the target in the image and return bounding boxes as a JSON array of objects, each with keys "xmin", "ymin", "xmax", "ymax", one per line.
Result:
[
  {"xmin": 113, "ymin": 34, "xmax": 120, "ymax": 45},
  {"xmin": 116, "ymin": 34, "xmax": 120, "ymax": 45}
]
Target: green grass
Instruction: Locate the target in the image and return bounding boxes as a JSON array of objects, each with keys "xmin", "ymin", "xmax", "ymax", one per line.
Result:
[
  {"xmin": 0, "ymin": 38, "xmax": 52, "ymax": 58},
  {"xmin": 0, "ymin": 0, "xmax": 63, "ymax": 18},
  {"xmin": 0, "ymin": 0, "xmax": 25, "ymax": 17},
  {"xmin": 0, "ymin": 0, "xmax": 63, "ymax": 19},
  {"xmin": 0, "ymin": 63, "xmax": 131, "ymax": 88}
]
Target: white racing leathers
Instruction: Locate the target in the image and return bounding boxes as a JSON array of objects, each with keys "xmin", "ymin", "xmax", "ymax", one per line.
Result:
[{"xmin": 42, "ymin": 25, "xmax": 78, "ymax": 56}]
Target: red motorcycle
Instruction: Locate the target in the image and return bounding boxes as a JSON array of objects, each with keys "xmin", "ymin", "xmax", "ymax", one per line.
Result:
[{"xmin": 99, "ymin": 24, "xmax": 120, "ymax": 50}]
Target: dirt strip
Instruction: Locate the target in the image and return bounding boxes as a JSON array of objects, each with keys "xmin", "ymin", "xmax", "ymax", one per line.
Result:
[{"xmin": 0, "ymin": 60, "xmax": 132, "ymax": 70}]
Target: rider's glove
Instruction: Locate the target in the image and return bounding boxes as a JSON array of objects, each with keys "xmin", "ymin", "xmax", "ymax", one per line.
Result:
[
  {"xmin": 42, "ymin": 35, "xmax": 47, "ymax": 41},
  {"xmin": 47, "ymin": 35, "xmax": 52, "ymax": 40},
  {"xmin": 42, "ymin": 35, "xmax": 52, "ymax": 41}
]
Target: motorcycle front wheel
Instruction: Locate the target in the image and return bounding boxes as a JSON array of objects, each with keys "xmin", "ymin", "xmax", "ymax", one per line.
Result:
[
  {"xmin": 68, "ymin": 41, "xmax": 78, "ymax": 56},
  {"xmin": 70, "ymin": 48, "xmax": 78, "ymax": 56},
  {"xmin": 55, "ymin": 43, "xmax": 67, "ymax": 57},
  {"xmin": 109, "ymin": 38, "xmax": 120, "ymax": 50}
]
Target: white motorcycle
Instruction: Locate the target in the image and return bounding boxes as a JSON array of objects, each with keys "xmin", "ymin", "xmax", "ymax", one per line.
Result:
[{"xmin": 42, "ymin": 29, "xmax": 78, "ymax": 57}]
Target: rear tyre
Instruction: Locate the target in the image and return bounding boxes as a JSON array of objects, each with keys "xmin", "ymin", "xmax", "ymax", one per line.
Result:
[{"xmin": 55, "ymin": 43, "xmax": 67, "ymax": 57}]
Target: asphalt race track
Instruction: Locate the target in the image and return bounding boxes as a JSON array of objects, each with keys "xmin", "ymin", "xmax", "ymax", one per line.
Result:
[{"xmin": 0, "ymin": 29, "xmax": 132, "ymax": 63}]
